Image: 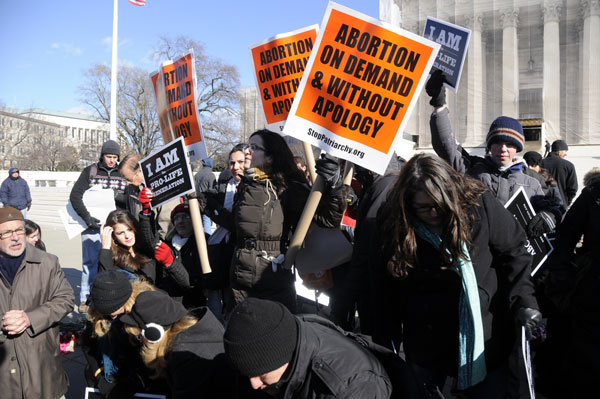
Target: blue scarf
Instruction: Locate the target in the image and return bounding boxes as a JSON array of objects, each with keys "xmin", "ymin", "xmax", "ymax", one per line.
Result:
[{"xmin": 414, "ymin": 222, "xmax": 487, "ymax": 389}]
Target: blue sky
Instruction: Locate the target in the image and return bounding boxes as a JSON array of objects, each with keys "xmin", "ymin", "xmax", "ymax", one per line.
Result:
[{"xmin": 0, "ymin": 0, "xmax": 379, "ymax": 114}]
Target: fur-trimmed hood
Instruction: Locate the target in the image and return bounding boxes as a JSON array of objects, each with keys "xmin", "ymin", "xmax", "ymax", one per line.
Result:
[{"xmin": 583, "ymin": 167, "xmax": 600, "ymax": 188}]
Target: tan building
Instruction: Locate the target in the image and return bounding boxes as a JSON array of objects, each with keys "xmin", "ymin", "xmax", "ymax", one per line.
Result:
[
  {"xmin": 0, "ymin": 108, "xmax": 109, "ymax": 169},
  {"xmin": 379, "ymin": 0, "xmax": 599, "ymax": 149}
]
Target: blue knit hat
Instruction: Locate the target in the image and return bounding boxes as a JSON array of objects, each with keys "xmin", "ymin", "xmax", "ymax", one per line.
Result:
[{"xmin": 486, "ymin": 116, "xmax": 525, "ymax": 152}]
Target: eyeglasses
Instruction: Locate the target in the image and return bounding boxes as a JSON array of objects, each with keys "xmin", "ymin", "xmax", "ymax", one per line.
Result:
[
  {"xmin": 244, "ymin": 144, "xmax": 266, "ymax": 152},
  {"xmin": 412, "ymin": 204, "xmax": 440, "ymax": 214},
  {"xmin": 0, "ymin": 227, "xmax": 26, "ymax": 240},
  {"xmin": 173, "ymin": 213, "xmax": 191, "ymax": 222}
]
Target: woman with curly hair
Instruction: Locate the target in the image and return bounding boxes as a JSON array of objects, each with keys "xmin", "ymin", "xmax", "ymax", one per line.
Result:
[
  {"xmin": 121, "ymin": 290, "xmax": 257, "ymax": 398},
  {"xmin": 374, "ymin": 153, "xmax": 540, "ymax": 398}
]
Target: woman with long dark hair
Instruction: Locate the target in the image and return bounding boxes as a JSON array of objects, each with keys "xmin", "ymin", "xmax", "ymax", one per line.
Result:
[
  {"xmin": 375, "ymin": 153, "xmax": 540, "ymax": 398},
  {"xmin": 99, "ymin": 210, "xmax": 190, "ymax": 296},
  {"xmin": 205, "ymin": 129, "xmax": 346, "ymax": 314}
]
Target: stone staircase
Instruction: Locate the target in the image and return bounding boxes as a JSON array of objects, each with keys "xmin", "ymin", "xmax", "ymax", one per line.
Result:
[{"xmin": 27, "ymin": 187, "xmax": 71, "ymax": 228}]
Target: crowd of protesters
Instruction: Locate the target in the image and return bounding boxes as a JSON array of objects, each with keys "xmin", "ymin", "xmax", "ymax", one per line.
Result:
[{"xmin": 1, "ymin": 72, "xmax": 598, "ymax": 399}]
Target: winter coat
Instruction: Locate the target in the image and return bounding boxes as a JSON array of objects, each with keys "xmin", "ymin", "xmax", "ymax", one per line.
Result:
[
  {"xmin": 194, "ymin": 165, "xmax": 216, "ymax": 195},
  {"xmin": 541, "ymin": 152, "xmax": 578, "ymax": 206},
  {"xmin": 69, "ymin": 162, "xmax": 127, "ymax": 224},
  {"xmin": 0, "ymin": 175, "xmax": 31, "ymax": 210},
  {"xmin": 164, "ymin": 307, "xmax": 254, "ymax": 398},
  {"xmin": 208, "ymin": 174, "xmax": 346, "ymax": 312},
  {"xmin": 277, "ymin": 315, "xmax": 392, "ymax": 399},
  {"xmin": 430, "ymin": 109, "xmax": 544, "ymax": 204},
  {"xmin": 374, "ymin": 191, "xmax": 538, "ymax": 375},
  {"xmin": 0, "ymin": 244, "xmax": 75, "ymax": 399}
]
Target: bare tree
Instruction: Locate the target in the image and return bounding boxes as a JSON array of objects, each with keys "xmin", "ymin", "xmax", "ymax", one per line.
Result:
[
  {"xmin": 0, "ymin": 109, "xmax": 45, "ymax": 168},
  {"xmin": 152, "ymin": 36, "xmax": 241, "ymax": 160},
  {"xmin": 78, "ymin": 64, "xmax": 162, "ymax": 156}
]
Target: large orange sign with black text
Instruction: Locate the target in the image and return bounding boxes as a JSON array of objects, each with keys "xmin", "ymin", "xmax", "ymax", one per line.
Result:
[{"xmin": 283, "ymin": 2, "xmax": 440, "ymax": 174}]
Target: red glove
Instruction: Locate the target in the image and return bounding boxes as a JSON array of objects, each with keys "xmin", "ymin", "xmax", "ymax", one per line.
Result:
[
  {"xmin": 138, "ymin": 187, "xmax": 153, "ymax": 215},
  {"xmin": 155, "ymin": 241, "xmax": 174, "ymax": 267}
]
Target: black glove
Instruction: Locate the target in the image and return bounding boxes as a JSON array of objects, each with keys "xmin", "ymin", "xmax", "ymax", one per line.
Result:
[
  {"xmin": 517, "ymin": 307, "xmax": 543, "ymax": 340},
  {"xmin": 26, "ymin": 201, "xmax": 31, "ymax": 211},
  {"xmin": 346, "ymin": 187, "xmax": 358, "ymax": 207},
  {"xmin": 187, "ymin": 191, "xmax": 207, "ymax": 213},
  {"xmin": 425, "ymin": 69, "xmax": 448, "ymax": 107},
  {"xmin": 85, "ymin": 216, "xmax": 101, "ymax": 230},
  {"xmin": 526, "ymin": 211, "xmax": 556, "ymax": 239},
  {"xmin": 315, "ymin": 153, "xmax": 341, "ymax": 188}
]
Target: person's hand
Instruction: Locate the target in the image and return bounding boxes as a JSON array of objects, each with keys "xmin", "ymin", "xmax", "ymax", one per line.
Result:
[
  {"xmin": 1, "ymin": 310, "xmax": 31, "ymax": 335},
  {"xmin": 155, "ymin": 241, "xmax": 174, "ymax": 267},
  {"xmin": 517, "ymin": 307, "xmax": 542, "ymax": 340},
  {"xmin": 138, "ymin": 187, "xmax": 153, "ymax": 215},
  {"xmin": 526, "ymin": 211, "xmax": 556, "ymax": 239},
  {"xmin": 86, "ymin": 216, "xmax": 101, "ymax": 230},
  {"xmin": 100, "ymin": 224, "xmax": 114, "ymax": 249},
  {"xmin": 425, "ymin": 69, "xmax": 448, "ymax": 108},
  {"xmin": 315, "ymin": 153, "xmax": 341, "ymax": 188},
  {"xmin": 26, "ymin": 202, "xmax": 31, "ymax": 211}
]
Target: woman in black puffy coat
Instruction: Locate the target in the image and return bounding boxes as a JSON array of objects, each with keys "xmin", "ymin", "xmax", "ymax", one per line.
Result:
[{"xmin": 205, "ymin": 129, "xmax": 346, "ymax": 314}]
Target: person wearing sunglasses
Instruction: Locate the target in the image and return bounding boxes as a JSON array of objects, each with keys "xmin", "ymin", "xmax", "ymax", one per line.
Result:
[{"xmin": 374, "ymin": 153, "xmax": 541, "ymax": 398}]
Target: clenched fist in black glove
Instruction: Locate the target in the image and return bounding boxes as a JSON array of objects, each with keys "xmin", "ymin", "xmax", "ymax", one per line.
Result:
[
  {"xmin": 526, "ymin": 210, "xmax": 556, "ymax": 239},
  {"xmin": 425, "ymin": 69, "xmax": 448, "ymax": 107},
  {"xmin": 517, "ymin": 307, "xmax": 543, "ymax": 340},
  {"xmin": 315, "ymin": 153, "xmax": 341, "ymax": 188},
  {"xmin": 85, "ymin": 216, "xmax": 101, "ymax": 230}
]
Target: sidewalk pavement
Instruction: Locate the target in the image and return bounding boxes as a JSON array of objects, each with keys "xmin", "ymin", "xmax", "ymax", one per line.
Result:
[{"xmin": 42, "ymin": 224, "xmax": 88, "ymax": 399}]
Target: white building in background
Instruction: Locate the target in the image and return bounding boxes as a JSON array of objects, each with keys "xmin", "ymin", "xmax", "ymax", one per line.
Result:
[
  {"xmin": 0, "ymin": 108, "xmax": 109, "ymax": 168},
  {"xmin": 380, "ymin": 0, "xmax": 600, "ymax": 150}
]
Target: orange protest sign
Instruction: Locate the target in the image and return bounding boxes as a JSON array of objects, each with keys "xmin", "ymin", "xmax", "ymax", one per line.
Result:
[
  {"xmin": 284, "ymin": 3, "xmax": 440, "ymax": 174},
  {"xmin": 250, "ymin": 25, "xmax": 318, "ymax": 133},
  {"xmin": 150, "ymin": 50, "xmax": 207, "ymax": 162}
]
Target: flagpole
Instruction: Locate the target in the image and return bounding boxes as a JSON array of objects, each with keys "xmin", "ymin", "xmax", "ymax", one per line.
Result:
[{"xmin": 110, "ymin": 0, "xmax": 118, "ymax": 141}]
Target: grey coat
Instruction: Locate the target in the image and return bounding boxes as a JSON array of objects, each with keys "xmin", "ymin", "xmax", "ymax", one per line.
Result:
[
  {"xmin": 430, "ymin": 108, "xmax": 544, "ymax": 204},
  {"xmin": 0, "ymin": 244, "xmax": 75, "ymax": 399}
]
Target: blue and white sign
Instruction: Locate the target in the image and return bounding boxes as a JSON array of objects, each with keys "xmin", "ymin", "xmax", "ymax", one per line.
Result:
[{"xmin": 423, "ymin": 16, "xmax": 471, "ymax": 92}]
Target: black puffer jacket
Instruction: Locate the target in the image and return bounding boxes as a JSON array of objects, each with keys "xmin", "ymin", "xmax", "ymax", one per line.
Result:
[
  {"xmin": 208, "ymin": 174, "xmax": 346, "ymax": 312},
  {"xmin": 165, "ymin": 308, "xmax": 258, "ymax": 398},
  {"xmin": 278, "ymin": 315, "xmax": 392, "ymax": 399},
  {"xmin": 374, "ymin": 191, "xmax": 538, "ymax": 375}
]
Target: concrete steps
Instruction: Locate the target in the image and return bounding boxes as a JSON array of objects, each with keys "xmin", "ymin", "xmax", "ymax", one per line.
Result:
[{"xmin": 28, "ymin": 187, "xmax": 70, "ymax": 228}]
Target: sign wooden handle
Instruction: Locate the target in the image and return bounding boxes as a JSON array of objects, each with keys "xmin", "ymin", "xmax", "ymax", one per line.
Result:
[
  {"xmin": 283, "ymin": 175, "xmax": 325, "ymax": 269},
  {"xmin": 188, "ymin": 198, "xmax": 212, "ymax": 274},
  {"xmin": 303, "ymin": 141, "xmax": 317, "ymax": 184},
  {"xmin": 342, "ymin": 162, "xmax": 354, "ymax": 186}
]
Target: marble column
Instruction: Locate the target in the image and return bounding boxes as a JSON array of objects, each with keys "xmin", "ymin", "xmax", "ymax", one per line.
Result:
[
  {"xmin": 500, "ymin": 7, "xmax": 520, "ymax": 118},
  {"xmin": 580, "ymin": 0, "xmax": 600, "ymax": 143},
  {"xmin": 418, "ymin": 1, "xmax": 437, "ymax": 147},
  {"xmin": 379, "ymin": 0, "xmax": 401, "ymax": 25},
  {"xmin": 463, "ymin": 13, "xmax": 485, "ymax": 146},
  {"xmin": 542, "ymin": 1, "xmax": 562, "ymax": 142}
]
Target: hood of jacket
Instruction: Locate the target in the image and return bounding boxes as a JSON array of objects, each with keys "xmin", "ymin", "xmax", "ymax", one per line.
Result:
[{"xmin": 584, "ymin": 167, "xmax": 600, "ymax": 189}]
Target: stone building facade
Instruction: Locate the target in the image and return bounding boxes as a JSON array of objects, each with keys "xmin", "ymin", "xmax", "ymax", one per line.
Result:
[{"xmin": 380, "ymin": 0, "xmax": 600, "ymax": 149}]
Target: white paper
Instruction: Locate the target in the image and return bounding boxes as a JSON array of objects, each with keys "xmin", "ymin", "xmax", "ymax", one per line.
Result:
[{"xmin": 59, "ymin": 185, "xmax": 116, "ymax": 240}]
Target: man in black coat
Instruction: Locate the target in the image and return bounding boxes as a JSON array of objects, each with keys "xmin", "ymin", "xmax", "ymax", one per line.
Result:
[
  {"xmin": 69, "ymin": 140, "xmax": 127, "ymax": 312},
  {"xmin": 541, "ymin": 140, "xmax": 578, "ymax": 206},
  {"xmin": 224, "ymin": 298, "xmax": 392, "ymax": 399}
]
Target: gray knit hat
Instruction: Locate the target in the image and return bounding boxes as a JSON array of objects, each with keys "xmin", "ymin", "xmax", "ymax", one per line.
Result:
[{"xmin": 101, "ymin": 140, "xmax": 121, "ymax": 160}]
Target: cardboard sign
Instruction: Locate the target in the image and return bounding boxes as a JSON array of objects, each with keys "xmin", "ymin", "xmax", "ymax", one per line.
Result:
[
  {"xmin": 140, "ymin": 137, "xmax": 195, "ymax": 209},
  {"xmin": 283, "ymin": 2, "xmax": 440, "ymax": 174},
  {"xmin": 250, "ymin": 25, "xmax": 318, "ymax": 133},
  {"xmin": 423, "ymin": 17, "xmax": 471, "ymax": 92},
  {"xmin": 150, "ymin": 50, "xmax": 208, "ymax": 162},
  {"xmin": 504, "ymin": 187, "xmax": 554, "ymax": 276}
]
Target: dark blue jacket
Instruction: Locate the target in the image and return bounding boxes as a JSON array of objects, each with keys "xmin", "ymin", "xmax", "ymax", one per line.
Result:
[{"xmin": 0, "ymin": 172, "xmax": 31, "ymax": 210}]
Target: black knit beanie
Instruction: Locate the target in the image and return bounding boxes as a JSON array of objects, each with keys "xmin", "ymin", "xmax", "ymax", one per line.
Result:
[
  {"xmin": 101, "ymin": 139, "xmax": 121, "ymax": 160},
  {"xmin": 224, "ymin": 298, "xmax": 298, "ymax": 377},
  {"xmin": 90, "ymin": 271, "xmax": 133, "ymax": 314},
  {"xmin": 551, "ymin": 139, "xmax": 569, "ymax": 152}
]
